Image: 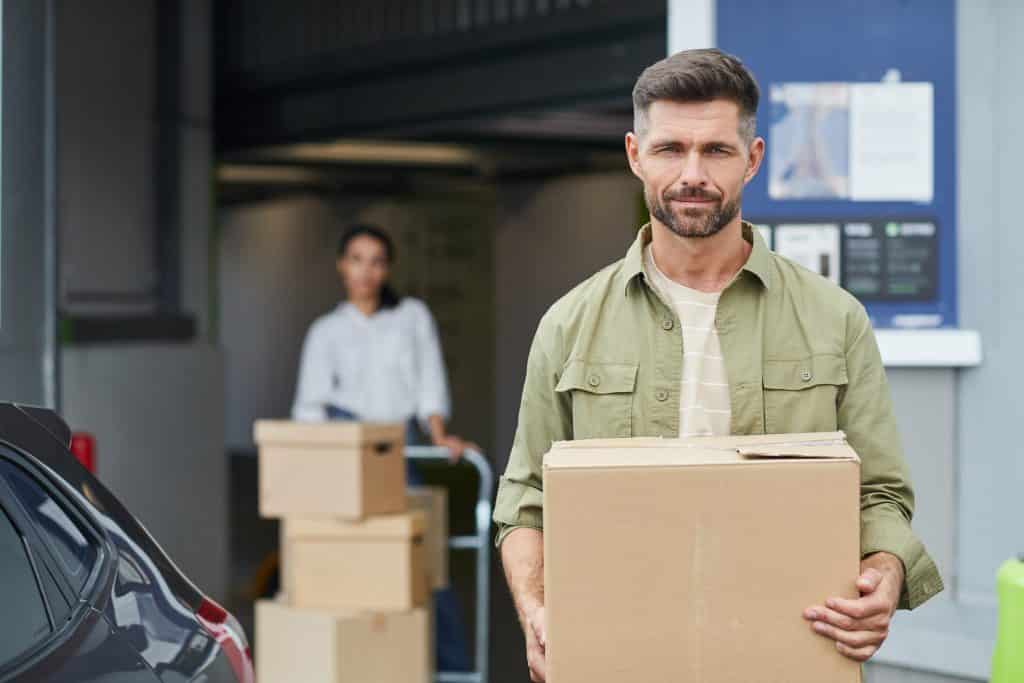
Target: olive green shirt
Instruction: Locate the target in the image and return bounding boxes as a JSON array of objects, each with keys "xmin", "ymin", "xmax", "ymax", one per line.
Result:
[{"xmin": 494, "ymin": 222, "xmax": 943, "ymax": 610}]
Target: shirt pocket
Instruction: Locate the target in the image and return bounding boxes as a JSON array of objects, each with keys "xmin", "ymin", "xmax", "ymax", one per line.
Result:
[
  {"xmin": 555, "ymin": 360, "xmax": 638, "ymax": 439},
  {"xmin": 762, "ymin": 354, "xmax": 848, "ymax": 434}
]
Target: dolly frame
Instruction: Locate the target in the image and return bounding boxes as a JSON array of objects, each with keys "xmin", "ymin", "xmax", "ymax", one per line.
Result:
[{"xmin": 406, "ymin": 446, "xmax": 493, "ymax": 683}]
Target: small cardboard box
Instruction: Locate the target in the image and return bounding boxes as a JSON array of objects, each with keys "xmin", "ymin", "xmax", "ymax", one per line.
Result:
[
  {"xmin": 407, "ymin": 486, "xmax": 449, "ymax": 590},
  {"xmin": 255, "ymin": 420, "xmax": 406, "ymax": 519},
  {"xmin": 544, "ymin": 432, "xmax": 862, "ymax": 683},
  {"xmin": 255, "ymin": 600, "xmax": 430, "ymax": 683},
  {"xmin": 282, "ymin": 511, "xmax": 429, "ymax": 612}
]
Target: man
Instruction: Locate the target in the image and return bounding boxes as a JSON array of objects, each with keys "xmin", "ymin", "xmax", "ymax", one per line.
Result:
[{"xmin": 494, "ymin": 49, "xmax": 942, "ymax": 682}]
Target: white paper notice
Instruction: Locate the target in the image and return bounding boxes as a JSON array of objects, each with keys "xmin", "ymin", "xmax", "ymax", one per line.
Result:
[
  {"xmin": 848, "ymin": 83, "xmax": 933, "ymax": 202},
  {"xmin": 774, "ymin": 224, "xmax": 841, "ymax": 284}
]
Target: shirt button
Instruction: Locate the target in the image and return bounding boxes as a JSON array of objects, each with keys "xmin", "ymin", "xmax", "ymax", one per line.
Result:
[
  {"xmin": 800, "ymin": 370, "xmax": 812, "ymax": 382},
  {"xmin": 588, "ymin": 374, "xmax": 601, "ymax": 387},
  {"xmin": 655, "ymin": 389, "xmax": 669, "ymax": 402},
  {"xmin": 661, "ymin": 319, "xmax": 674, "ymax": 331}
]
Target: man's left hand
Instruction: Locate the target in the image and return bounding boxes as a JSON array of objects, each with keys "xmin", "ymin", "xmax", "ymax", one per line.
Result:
[{"xmin": 803, "ymin": 552, "xmax": 905, "ymax": 662}]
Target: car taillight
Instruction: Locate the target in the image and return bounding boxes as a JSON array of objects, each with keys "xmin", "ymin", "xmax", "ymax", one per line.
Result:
[
  {"xmin": 196, "ymin": 597, "xmax": 255, "ymax": 683},
  {"xmin": 70, "ymin": 433, "xmax": 96, "ymax": 473}
]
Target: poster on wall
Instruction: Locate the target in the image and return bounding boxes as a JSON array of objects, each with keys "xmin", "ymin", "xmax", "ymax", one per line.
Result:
[
  {"xmin": 769, "ymin": 83, "xmax": 850, "ymax": 200},
  {"xmin": 848, "ymin": 83, "xmax": 933, "ymax": 202},
  {"xmin": 769, "ymin": 82, "xmax": 934, "ymax": 203}
]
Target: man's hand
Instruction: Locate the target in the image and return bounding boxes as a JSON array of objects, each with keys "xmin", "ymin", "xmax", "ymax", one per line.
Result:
[
  {"xmin": 524, "ymin": 604, "xmax": 547, "ymax": 682},
  {"xmin": 501, "ymin": 528, "xmax": 546, "ymax": 681},
  {"xmin": 803, "ymin": 552, "xmax": 904, "ymax": 662}
]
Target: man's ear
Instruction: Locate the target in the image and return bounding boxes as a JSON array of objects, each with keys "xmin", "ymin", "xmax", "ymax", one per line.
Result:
[
  {"xmin": 744, "ymin": 136, "xmax": 766, "ymax": 185},
  {"xmin": 625, "ymin": 132, "xmax": 644, "ymax": 181}
]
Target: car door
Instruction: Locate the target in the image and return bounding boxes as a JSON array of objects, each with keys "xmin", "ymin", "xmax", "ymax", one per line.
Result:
[{"xmin": 0, "ymin": 450, "xmax": 160, "ymax": 683}]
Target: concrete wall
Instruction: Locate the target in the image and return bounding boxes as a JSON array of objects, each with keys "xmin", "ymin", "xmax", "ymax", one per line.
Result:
[
  {"xmin": 954, "ymin": 0, "xmax": 1024, "ymax": 604},
  {"xmin": 56, "ymin": 0, "xmax": 213, "ymax": 332},
  {"xmin": 60, "ymin": 345, "xmax": 227, "ymax": 601},
  {"xmin": 218, "ymin": 196, "xmax": 347, "ymax": 448},
  {"xmin": 57, "ymin": 0, "xmax": 158, "ymax": 313},
  {"xmin": 0, "ymin": 1, "xmax": 49, "ymax": 405}
]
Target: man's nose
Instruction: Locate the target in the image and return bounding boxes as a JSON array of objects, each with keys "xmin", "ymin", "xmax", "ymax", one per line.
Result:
[{"xmin": 678, "ymin": 151, "xmax": 710, "ymax": 187}]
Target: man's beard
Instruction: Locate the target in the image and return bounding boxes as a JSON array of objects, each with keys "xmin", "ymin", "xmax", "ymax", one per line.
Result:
[{"xmin": 647, "ymin": 186, "xmax": 740, "ymax": 239}]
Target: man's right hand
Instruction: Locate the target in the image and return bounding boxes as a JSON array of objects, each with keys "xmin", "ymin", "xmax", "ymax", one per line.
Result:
[
  {"xmin": 525, "ymin": 604, "xmax": 547, "ymax": 682},
  {"xmin": 500, "ymin": 527, "xmax": 546, "ymax": 681}
]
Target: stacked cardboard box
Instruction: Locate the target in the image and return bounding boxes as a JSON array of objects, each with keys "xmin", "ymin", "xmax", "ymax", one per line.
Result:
[
  {"xmin": 253, "ymin": 420, "xmax": 437, "ymax": 683},
  {"xmin": 544, "ymin": 431, "xmax": 863, "ymax": 683},
  {"xmin": 407, "ymin": 486, "xmax": 450, "ymax": 591}
]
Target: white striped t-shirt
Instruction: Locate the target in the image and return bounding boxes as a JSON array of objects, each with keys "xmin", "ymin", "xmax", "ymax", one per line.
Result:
[{"xmin": 644, "ymin": 245, "xmax": 732, "ymax": 437}]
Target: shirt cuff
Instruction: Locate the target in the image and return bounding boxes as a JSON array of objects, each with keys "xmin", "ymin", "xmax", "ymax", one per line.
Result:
[
  {"xmin": 861, "ymin": 504, "xmax": 944, "ymax": 610},
  {"xmin": 492, "ymin": 477, "xmax": 544, "ymax": 548}
]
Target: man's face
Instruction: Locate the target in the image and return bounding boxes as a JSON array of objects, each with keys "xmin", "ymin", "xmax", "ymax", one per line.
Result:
[{"xmin": 626, "ymin": 99, "xmax": 764, "ymax": 239}]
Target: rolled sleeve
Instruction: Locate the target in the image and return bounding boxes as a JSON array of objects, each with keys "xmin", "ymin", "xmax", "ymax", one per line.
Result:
[
  {"xmin": 493, "ymin": 310, "xmax": 571, "ymax": 547},
  {"xmin": 861, "ymin": 505, "xmax": 943, "ymax": 609},
  {"xmin": 839, "ymin": 301, "xmax": 944, "ymax": 610}
]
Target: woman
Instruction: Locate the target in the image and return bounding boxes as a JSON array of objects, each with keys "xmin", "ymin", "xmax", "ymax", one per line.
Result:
[
  {"xmin": 291, "ymin": 223, "xmax": 472, "ymax": 671},
  {"xmin": 292, "ymin": 223, "xmax": 473, "ymax": 461}
]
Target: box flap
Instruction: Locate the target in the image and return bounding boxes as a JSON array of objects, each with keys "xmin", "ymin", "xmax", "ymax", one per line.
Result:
[
  {"xmin": 254, "ymin": 419, "xmax": 404, "ymax": 448},
  {"xmin": 544, "ymin": 432, "xmax": 857, "ymax": 469},
  {"xmin": 284, "ymin": 510, "xmax": 426, "ymax": 540},
  {"xmin": 737, "ymin": 443, "xmax": 859, "ymax": 461},
  {"xmin": 551, "ymin": 432, "xmax": 846, "ymax": 450}
]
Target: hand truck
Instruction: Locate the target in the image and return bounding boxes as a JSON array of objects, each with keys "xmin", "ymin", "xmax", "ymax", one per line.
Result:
[{"xmin": 406, "ymin": 446, "xmax": 494, "ymax": 683}]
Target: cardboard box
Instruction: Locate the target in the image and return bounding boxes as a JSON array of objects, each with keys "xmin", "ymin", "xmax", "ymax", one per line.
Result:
[
  {"xmin": 543, "ymin": 432, "xmax": 862, "ymax": 683},
  {"xmin": 255, "ymin": 600, "xmax": 430, "ymax": 683},
  {"xmin": 407, "ymin": 486, "xmax": 449, "ymax": 590},
  {"xmin": 255, "ymin": 420, "xmax": 406, "ymax": 519},
  {"xmin": 282, "ymin": 511, "xmax": 429, "ymax": 612}
]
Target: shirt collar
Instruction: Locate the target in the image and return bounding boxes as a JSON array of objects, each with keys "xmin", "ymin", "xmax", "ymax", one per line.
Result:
[{"xmin": 622, "ymin": 220, "xmax": 773, "ymax": 295}]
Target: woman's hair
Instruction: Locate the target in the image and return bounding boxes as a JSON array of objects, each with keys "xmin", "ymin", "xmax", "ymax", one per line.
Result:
[{"xmin": 336, "ymin": 223, "xmax": 402, "ymax": 310}]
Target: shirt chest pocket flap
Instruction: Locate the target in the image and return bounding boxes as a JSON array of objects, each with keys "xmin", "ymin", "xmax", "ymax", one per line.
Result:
[
  {"xmin": 555, "ymin": 360, "xmax": 637, "ymax": 439},
  {"xmin": 762, "ymin": 354, "xmax": 848, "ymax": 434}
]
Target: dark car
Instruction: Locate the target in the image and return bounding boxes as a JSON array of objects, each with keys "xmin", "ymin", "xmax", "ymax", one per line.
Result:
[{"xmin": 0, "ymin": 403, "xmax": 254, "ymax": 682}]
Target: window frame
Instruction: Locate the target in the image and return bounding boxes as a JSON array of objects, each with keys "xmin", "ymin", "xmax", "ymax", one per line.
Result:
[
  {"xmin": 0, "ymin": 445, "xmax": 115, "ymax": 677},
  {"xmin": 0, "ymin": 480, "xmax": 61, "ymax": 672},
  {"xmin": 0, "ymin": 453, "xmax": 105, "ymax": 597}
]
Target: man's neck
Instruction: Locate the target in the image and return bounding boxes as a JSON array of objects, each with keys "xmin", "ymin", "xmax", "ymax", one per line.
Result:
[{"xmin": 649, "ymin": 217, "xmax": 751, "ymax": 293}]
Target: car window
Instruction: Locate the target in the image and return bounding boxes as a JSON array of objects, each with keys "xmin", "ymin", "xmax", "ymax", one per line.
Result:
[
  {"xmin": 0, "ymin": 459, "xmax": 98, "ymax": 593},
  {"xmin": 0, "ymin": 505, "xmax": 51, "ymax": 666}
]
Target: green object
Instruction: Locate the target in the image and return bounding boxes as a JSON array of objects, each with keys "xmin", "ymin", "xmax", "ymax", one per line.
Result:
[
  {"xmin": 492, "ymin": 221, "xmax": 943, "ymax": 610},
  {"xmin": 992, "ymin": 556, "xmax": 1024, "ymax": 682}
]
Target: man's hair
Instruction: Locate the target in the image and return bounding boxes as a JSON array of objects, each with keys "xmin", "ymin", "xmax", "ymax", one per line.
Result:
[{"xmin": 632, "ymin": 48, "xmax": 760, "ymax": 142}]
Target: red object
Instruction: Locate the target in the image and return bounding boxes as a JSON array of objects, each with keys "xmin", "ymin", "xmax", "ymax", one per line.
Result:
[
  {"xmin": 196, "ymin": 598, "xmax": 255, "ymax": 683},
  {"xmin": 70, "ymin": 433, "xmax": 96, "ymax": 473}
]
